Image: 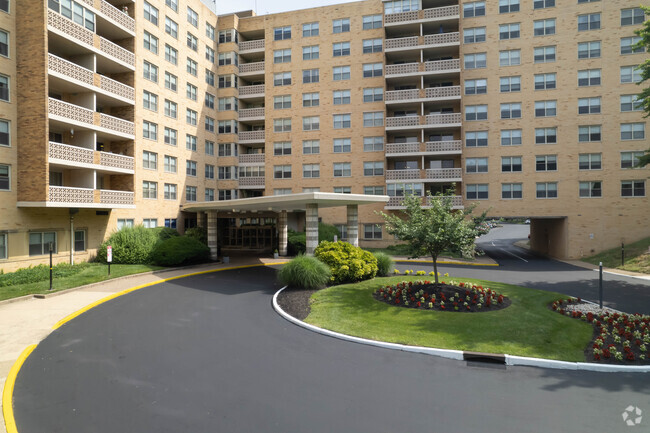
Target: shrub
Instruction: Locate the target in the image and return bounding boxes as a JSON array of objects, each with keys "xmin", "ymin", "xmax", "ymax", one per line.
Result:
[
  {"xmin": 288, "ymin": 230, "xmax": 306, "ymax": 255},
  {"xmin": 152, "ymin": 227, "xmax": 180, "ymax": 241},
  {"xmin": 0, "ymin": 262, "xmax": 92, "ymax": 287},
  {"xmin": 150, "ymin": 236, "xmax": 210, "ymax": 267},
  {"xmin": 314, "ymin": 241, "xmax": 378, "ymax": 284},
  {"xmin": 318, "ymin": 223, "xmax": 340, "ymax": 243},
  {"xmin": 184, "ymin": 226, "xmax": 207, "ymax": 246},
  {"xmin": 277, "ymin": 255, "xmax": 331, "ymax": 290},
  {"xmin": 96, "ymin": 226, "xmax": 160, "ymax": 264},
  {"xmin": 373, "ymin": 252, "xmax": 394, "ymax": 277}
]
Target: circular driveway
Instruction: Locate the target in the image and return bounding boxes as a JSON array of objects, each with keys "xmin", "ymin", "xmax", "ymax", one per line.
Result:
[{"xmin": 12, "ymin": 265, "xmax": 650, "ymax": 433}]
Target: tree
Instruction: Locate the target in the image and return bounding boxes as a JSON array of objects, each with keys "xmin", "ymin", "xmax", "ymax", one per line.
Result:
[
  {"xmin": 633, "ymin": 6, "xmax": 650, "ymax": 166},
  {"xmin": 378, "ymin": 191, "xmax": 485, "ymax": 284}
]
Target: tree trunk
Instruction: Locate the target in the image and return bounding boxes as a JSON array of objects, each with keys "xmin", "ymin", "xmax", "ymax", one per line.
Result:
[{"xmin": 432, "ymin": 255, "xmax": 439, "ymax": 284}]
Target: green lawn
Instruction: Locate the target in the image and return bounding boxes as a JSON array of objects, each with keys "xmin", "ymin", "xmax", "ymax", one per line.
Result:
[
  {"xmin": 364, "ymin": 244, "xmax": 463, "ymax": 259},
  {"xmin": 305, "ymin": 276, "xmax": 593, "ymax": 362},
  {"xmin": 583, "ymin": 237, "xmax": 650, "ymax": 274},
  {"xmin": 0, "ymin": 263, "xmax": 162, "ymax": 302}
]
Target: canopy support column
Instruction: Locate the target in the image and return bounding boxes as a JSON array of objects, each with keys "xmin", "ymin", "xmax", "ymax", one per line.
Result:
[{"xmin": 306, "ymin": 204, "xmax": 319, "ymax": 255}]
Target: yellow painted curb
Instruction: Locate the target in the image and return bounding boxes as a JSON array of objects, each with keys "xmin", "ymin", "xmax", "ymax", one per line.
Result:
[
  {"xmin": 53, "ymin": 262, "xmax": 289, "ymax": 330},
  {"xmin": 2, "ymin": 345, "xmax": 36, "ymax": 433},
  {"xmin": 397, "ymin": 259, "xmax": 499, "ymax": 267}
]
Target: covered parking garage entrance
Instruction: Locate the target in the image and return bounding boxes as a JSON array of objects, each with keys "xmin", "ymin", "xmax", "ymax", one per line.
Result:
[{"xmin": 182, "ymin": 192, "xmax": 389, "ymax": 260}]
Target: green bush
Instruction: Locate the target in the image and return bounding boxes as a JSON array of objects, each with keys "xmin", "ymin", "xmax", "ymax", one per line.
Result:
[
  {"xmin": 184, "ymin": 226, "xmax": 207, "ymax": 246},
  {"xmin": 0, "ymin": 262, "xmax": 92, "ymax": 287},
  {"xmin": 288, "ymin": 230, "xmax": 306, "ymax": 255},
  {"xmin": 150, "ymin": 236, "xmax": 210, "ymax": 267},
  {"xmin": 373, "ymin": 252, "xmax": 394, "ymax": 277},
  {"xmin": 96, "ymin": 226, "xmax": 160, "ymax": 264},
  {"xmin": 318, "ymin": 223, "xmax": 340, "ymax": 243},
  {"xmin": 314, "ymin": 241, "xmax": 378, "ymax": 285},
  {"xmin": 277, "ymin": 255, "xmax": 331, "ymax": 290},
  {"xmin": 152, "ymin": 227, "xmax": 179, "ymax": 241}
]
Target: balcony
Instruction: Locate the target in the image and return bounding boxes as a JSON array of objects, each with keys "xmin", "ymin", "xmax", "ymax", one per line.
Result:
[
  {"xmin": 385, "ymin": 113, "xmax": 462, "ymax": 130},
  {"xmin": 386, "ymin": 86, "xmax": 461, "ymax": 103},
  {"xmin": 49, "ymin": 142, "xmax": 135, "ymax": 173},
  {"xmin": 238, "ymin": 176, "xmax": 265, "ymax": 189},
  {"xmin": 238, "ymin": 130, "xmax": 265, "ymax": 143},
  {"xmin": 48, "ymin": 98, "xmax": 135, "ymax": 138},
  {"xmin": 98, "ymin": 0, "xmax": 136, "ymax": 33},
  {"xmin": 385, "ymin": 168, "xmax": 462, "ymax": 183},
  {"xmin": 385, "ymin": 32, "xmax": 459, "ymax": 52},
  {"xmin": 239, "ymin": 61, "xmax": 265, "ymax": 76},
  {"xmin": 48, "ymin": 54, "xmax": 135, "ymax": 103},
  {"xmin": 386, "ymin": 59, "xmax": 460, "ymax": 78},
  {"xmin": 239, "ymin": 84, "xmax": 265, "ymax": 98},
  {"xmin": 238, "ymin": 107, "xmax": 265, "ymax": 121},
  {"xmin": 239, "ymin": 39, "xmax": 265, "ymax": 53},
  {"xmin": 385, "ymin": 140, "xmax": 462, "ymax": 156},
  {"xmin": 238, "ymin": 154, "xmax": 265, "ymax": 165},
  {"xmin": 385, "ymin": 195, "xmax": 463, "ymax": 209},
  {"xmin": 48, "ymin": 186, "xmax": 134, "ymax": 208},
  {"xmin": 384, "ymin": 5, "xmax": 460, "ymax": 25}
]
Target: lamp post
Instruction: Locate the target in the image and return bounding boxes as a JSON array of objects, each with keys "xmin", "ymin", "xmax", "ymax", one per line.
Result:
[{"xmin": 49, "ymin": 242, "xmax": 53, "ymax": 291}]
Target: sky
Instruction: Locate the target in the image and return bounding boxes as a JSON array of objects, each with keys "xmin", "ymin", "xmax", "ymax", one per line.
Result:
[{"xmin": 201, "ymin": 0, "xmax": 355, "ymax": 16}]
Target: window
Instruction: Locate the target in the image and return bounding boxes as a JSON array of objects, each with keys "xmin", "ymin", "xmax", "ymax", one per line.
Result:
[
  {"xmin": 333, "ymin": 18, "xmax": 350, "ymax": 33},
  {"xmin": 219, "ymin": 190, "xmax": 234, "ymax": 201},
  {"xmin": 164, "ymin": 44, "xmax": 177, "ymax": 64},
  {"xmin": 163, "ymin": 99, "xmax": 177, "ymax": 118},
  {"xmin": 621, "ymin": 181, "xmax": 645, "ymax": 197},
  {"xmin": 465, "ymin": 105, "xmax": 488, "ymax": 121},
  {"xmin": 142, "ymin": 181, "xmax": 157, "ymax": 199},
  {"xmin": 579, "ymin": 153, "xmax": 601, "ymax": 170},
  {"xmin": 579, "ymin": 181, "xmax": 602, "ymax": 198},
  {"xmin": 218, "ymin": 97, "xmax": 237, "ymax": 111},
  {"xmin": 205, "ymin": 47, "xmax": 215, "ymax": 63},
  {"xmin": 364, "ymin": 186, "xmax": 385, "ymax": 195},
  {"xmin": 303, "ymin": 45, "xmax": 319, "ymax": 60},
  {"xmin": 205, "ymin": 188, "xmax": 214, "ymax": 202},
  {"xmin": 143, "ymin": 91, "xmax": 158, "ymax": 111},
  {"xmin": 206, "ymin": 23, "xmax": 215, "ymax": 40},
  {"xmin": 466, "ymin": 158, "xmax": 488, "ymax": 173},
  {"xmin": 164, "ymin": 155, "xmax": 177, "ymax": 173},
  {"xmin": 500, "ymin": 103, "xmax": 521, "ymax": 119},
  {"xmin": 303, "ymin": 69, "xmax": 319, "ymax": 83},
  {"xmin": 363, "ymin": 15, "xmax": 382, "ymax": 29},
  {"xmin": 303, "ymin": 140, "xmax": 320, "ymax": 154},
  {"xmin": 273, "ymin": 118, "xmax": 291, "ymax": 132},
  {"xmin": 185, "ymin": 186, "xmax": 197, "ymax": 202},
  {"xmin": 534, "ymin": 73, "xmax": 556, "ymax": 90},
  {"xmin": 333, "ymin": 66, "xmax": 351, "ymax": 81},
  {"xmin": 364, "ymin": 137, "xmax": 384, "ymax": 152},
  {"xmin": 501, "ymin": 129, "xmax": 522, "ymax": 146},
  {"xmin": 578, "ymin": 125, "xmax": 601, "ymax": 142},
  {"xmin": 164, "ymin": 218, "xmax": 177, "ymax": 229},
  {"xmin": 463, "ymin": 1, "xmax": 485, "ymax": 17},
  {"xmin": 535, "ymin": 127, "xmax": 557, "ymax": 144},
  {"xmin": 363, "ymin": 88, "xmax": 383, "ymax": 102},
  {"xmin": 621, "ymin": 37, "xmax": 644, "ymax": 55},
  {"xmin": 303, "ymin": 92, "xmax": 319, "ymax": 107},
  {"xmin": 621, "ymin": 66, "xmax": 642, "ymax": 83},
  {"xmin": 186, "ymin": 160, "xmax": 197, "ymax": 176},
  {"xmin": 205, "ymin": 116, "xmax": 214, "ymax": 133},
  {"xmin": 465, "ymin": 53, "xmax": 487, "ymax": 69},
  {"xmin": 534, "ymin": 19, "xmax": 555, "ymax": 36},
  {"xmin": 333, "ymin": 42, "xmax": 351, "ymax": 57},
  {"xmin": 144, "ymin": 2, "xmax": 158, "ymax": 25},
  {"xmin": 499, "ymin": 49, "xmax": 520, "ymax": 66},
  {"xmin": 186, "ymin": 32, "xmax": 198, "ymax": 51},
  {"xmin": 164, "ymin": 72, "xmax": 177, "ymax": 91},
  {"xmin": 578, "ymin": 97, "xmax": 601, "ymax": 114},
  {"xmin": 499, "ymin": 76, "xmax": 520, "ymax": 93},
  {"xmin": 534, "ymin": 46, "xmax": 555, "ymax": 63},
  {"xmin": 0, "ymin": 30, "xmax": 8, "ymax": 58},
  {"xmin": 0, "ymin": 0, "xmax": 8, "ymax": 13},
  {"xmin": 466, "ymin": 79, "xmax": 488, "ymax": 94},
  {"xmin": 621, "ymin": 151, "xmax": 645, "ymax": 168},
  {"xmin": 142, "ymin": 151, "xmax": 157, "ymax": 170},
  {"xmin": 164, "ymin": 128, "xmax": 177, "ymax": 146},
  {"xmin": 303, "ymin": 22, "xmax": 319, "ymax": 37},
  {"xmin": 499, "ymin": 23, "xmax": 520, "ymax": 40},
  {"xmin": 499, "ymin": 0, "xmax": 519, "ymax": 13},
  {"xmin": 186, "ymin": 83, "xmax": 197, "ymax": 100},
  {"xmin": 205, "ymin": 93, "xmax": 215, "ymax": 109},
  {"xmin": 466, "ymin": 184, "xmax": 489, "ymax": 200},
  {"xmin": 205, "ymin": 164, "xmax": 214, "ymax": 179},
  {"xmin": 333, "ymin": 138, "xmax": 351, "ymax": 153},
  {"xmin": 334, "ymin": 186, "xmax": 351, "ymax": 194},
  {"xmin": 274, "ymin": 165, "xmax": 292, "ymax": 179},
  {"xmin": 535, "ymin": 100, "xmax": 556, "ymax": 117},
  {"xmin": 502, "ymin": 183, "xmax": 522, "ymax": 199},
  {"xmin": 578, "ymin": 41, "xmax": 601, "ymax": 59},
  {"xmin": 218, "ymin": 29, "xmax": 237, "ymax": 43},
  {"xmin": 363, "ymin": 39, "xmax": 382, "ymax": 54},
  {"xmin": 274, "ymin": 26, "xmax": 291, "ymax": 40},
  {"xmin": 303, "ymin": 116, "xmax": 320, "ymax": 131},
  {"xmin": 0, "ymin": 164, "xmax": 9, "ymax": 190},
  {"xmin": 536, "ymin": 155, "xmax": 557, "ymax": 171},
  {"xmin": 143, "ymin": 31, "xmax": 158, "ymax": 54},
  {"xmin": 333, "ymin": 114, "xmax": 351, "ymax": 129},
  {"xmin": 578, "ymin": 69, "xmax": 601, "ymax": 87},
  {"xmin": 363, "ymin": 63, "xmax": 383, "ymax": 77},
  {"xmin": 143, "ymin": 121, "xmax": 157, "ymax": 140},
  {"xmin": 273, "ymin": 188, "xmax": 291, "ymax": 196},
  {"xmin": 186, "ymin": 134, "xmax": 197, "ymax": 151},
  {"xmin": 466, "ymin": 131, "xmax": 488, "ymax": 147},
  {"xmin": 186, "ymin": 7, "xmax": 198, "ymax": 27},
  {"xmin": 0, "ymin": 119, "xmax": 9, "ymax": 146},
  {"xmin": 533, "ymin": 0, "xmax": 554, "ymax": 9},
  {"xmin": 536, "ymin": 182, "xmax": 557, "ymax": 199},
  {"xmin": 363, "ymin": 112, "xmax": 384, "ymax": 127},
  {"xmin": 621, "ymin": 8, "xmax": 645, "ymax": 26},
  {"xmin": 621, "ymin": 123, "xmax": 645, "ymax": 140},
  {"xmin": 274, "ymin": 49, "xmax": 291, "ymax": 64},
  {"xmin": 29, "ymin": 232, "xmax": 57, "ymax": 256},
  {"xmin": 365, "ymin": 162, "xmax": 384, "ymax": 176},
  {"xmin": 143, "ymin": 61, "xmax": 158, "ymax": 82},
  {"xmin": 165, "ymin": 0, "xmax": 178, "ymax": 11},
  {"xmin": 217, "ymin": 143, "xmax": 231, "ymax": 157},
  {"xmin": 364, "ymin": 224, "xmax": 382, "ymax": 240},
  {"xmin": 186, "ymin": 58, "xmax": 197, "ymax": 76},
  {"xmin": 186, "ymin": 109, "xmax": 197, "ymax": 125},
  {"xmin": 303, "ymin": 164, "xmax": 320, "ymax": 178},
  {"xmin": 502, "ymin": 156, "xmax": 522, "ymax": 172},
  {"xmin": 274, "ymin": 72, "xmax": 291, "ymax": 86},
  {"xmin": 464, "ymin": 27, "xmax": 486, "ymax": 44},
  {"xmin": 274, "ymin": 95, "xmax": 291, "ymax": 109},
  {"xmin": 205, "ymin": 70, "xmax": 215, "ymax": 86},
  {"xmin": 333, "ymin": 163, "xmax": 351, "ymax": 177},
  {"xmin": 218, "ymin": 166, "xmax": 233, "ymax": 180},
  {"xmin": 141, "ymin": 219, "xmax": 157, "ymax": 229},
  {"xmin": 578, "ymin": 13, "xmax": 600, "ymax": 31}
]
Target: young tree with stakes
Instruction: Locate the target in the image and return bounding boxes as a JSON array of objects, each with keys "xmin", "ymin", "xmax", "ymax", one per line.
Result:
[{"xmin": 633, "ymin": 6, "xmax": 650, "ymax": 167}]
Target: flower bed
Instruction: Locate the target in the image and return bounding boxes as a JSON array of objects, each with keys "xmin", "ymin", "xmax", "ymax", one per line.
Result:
[
  {"xmin": 551, "ymin": 298, "xmax": 650, "ymax": 365},
  {"xmin": 373, "ymin": 280, "xmax": 510, "ymax": 312}
]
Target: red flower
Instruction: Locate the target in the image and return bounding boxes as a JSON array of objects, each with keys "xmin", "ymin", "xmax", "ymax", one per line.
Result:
[
  {"xmin": 440, "ymin": 305, "xmax": 445, "ymax": 310},
  {"xmin": 459, "ymin": 282, "xmax": 465, "ymax": 287},
  {"xmin": 417, "ymin": 302, "xmax": 421, "ymax": 307},
  {"xmin": 466, "ymin": 305, "xmax": 471, "ymax": 310},
  {"xmin": 626, "ymin": 352, "xmax": 635, "ymax": 361},
  {"xmin": 395, "ymin": 298, "xmax": 400, "ymax": 304}
]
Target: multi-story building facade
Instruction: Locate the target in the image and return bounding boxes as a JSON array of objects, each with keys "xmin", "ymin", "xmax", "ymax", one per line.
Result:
[{"xmin": 0, "ymin": 0, "xmax": 647, "ymax": 271}]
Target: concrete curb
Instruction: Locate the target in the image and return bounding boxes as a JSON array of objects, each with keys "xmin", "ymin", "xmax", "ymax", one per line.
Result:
[
  {"xmin": 273, "ymin": 287, "xmax": 650, "ymax": 373},
  {"xmin": 394, "ymin": 259, "xmax": 499, "ymax": 267}
]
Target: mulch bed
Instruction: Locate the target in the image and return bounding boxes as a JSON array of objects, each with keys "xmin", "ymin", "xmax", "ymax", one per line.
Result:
[{"xmin": 276, "ymin": 287, "xmax": 317, "ymax": 321}]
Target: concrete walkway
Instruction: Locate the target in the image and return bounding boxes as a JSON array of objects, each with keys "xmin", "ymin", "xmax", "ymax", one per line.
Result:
[{"xmin": 0, "ymin": 256, "xmax": 287, "ymax": 433}]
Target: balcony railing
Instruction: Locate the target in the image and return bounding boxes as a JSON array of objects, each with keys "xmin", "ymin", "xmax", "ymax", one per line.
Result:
[
  {"xmin": 425, "ymin": 168, "xmax": 462, "ymax": 180},
  {"xmin": 48, "ymin": 98, "xmax": 135, "ymax": 137},
  {"xmin": 425, "ymin": 58, "xmax": 460, "ymax": 73},
  {"xmin": 426, "ymin": 140, "xmax": 462, "ymax": 153},
  {"xmin": 100, "ymin": 189, "xmax": 134, "ymax": 206},
  {"xmin": 386, "ymin": 113, "xmax": 462, "ymax": 128},
  {"xmin": 386, "ymin": 89, "xmax": 420, "ymax": 102},
  {"xmin": 99, "ymin": 0, "xmax": 135, "ymax": 33},
  {"xmin": 99, "ymin": 151, "xmax": 134, "ymax": 171},
  {"xmin": 385, "ymin": 140, "xmax": 462, "ymax": 155},
  {"xmin": 385, "ymin": 86, "xmax": 461, "ymax": 103},
  {"xmin": 386, "ymin": 116, "xmax": 421, "ymax": 128},
  {"xmin": 385, "ymin": 59, "xmax": 461, "ymax": 77},
  {"xmin": 238, "ymin": 130, "xmax": 265, "ymax": 142},
  {"xmin": 386, "ymin": 169, "xmax": 421, "ymax": 181},
  {"xmin": 385, "ymin": 32, "xmax": 459, "ymax": 50},
  {"xmin": 385, "ymin": 35, "xmax": 419, "ymax": 50},
  {"xmin": 238, "ymin": 154, "xmax": 265, "ymax": 164},
  {"xmin": 385, "ymin": 5, "xmax": 459, "ymax": 24},
  {"xmin": 49, "ymin": 186, "xmax": 95, "ymax": 204},
  {"xmin": 99, "ymin": 112, "xmax": 134, "ymax": 136},
  {"xmin": 425, "ymin": 113, "xmax": 462, "ymax": 126},
  {"xmin": 425, "ymin": 86, "xmax": 461, "ymax": 99},
  {"xmin": 385, "ymin": 195, "xmax": 463, "ymax": 209},
  {"xmin": 99, "ymin": 75, "xmax": 135, "ymax": 101},
  {"xmin": 239, "ymin": 84, "xmax": 265, "ymax": 96},
  {"xmin": 238, "ymin": 176, "xmax": 265, "ymax": 188},
  {"xmin": 49, "ymin": 142, "xmax": 94, "ymax": 165},
  {"xmin": 239, "ymin": 39, "xmax": 265, "ymax": 51},
  {"xmin": 386, "ymin": 62, "xmax": 419, "ymax": 76},
  {"xmin": 239, "ymin": 61, "xmax": 265, "ymax": 74},
  {"xmin": 386, "ymin": 168, "xmax": 462, "ymax": 182},
  {"xmin": 423, "ymin": 32, "xmax": 460, "ymax": 46},
  {"xmin": 238, "ymin": 107, "xmax": 265, "ymax": 120}
]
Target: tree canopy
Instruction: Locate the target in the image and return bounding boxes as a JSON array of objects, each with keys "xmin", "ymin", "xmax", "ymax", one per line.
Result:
[{"xmin": 633, "ymin": 6, "xmax": 650, "ymax": 166}]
